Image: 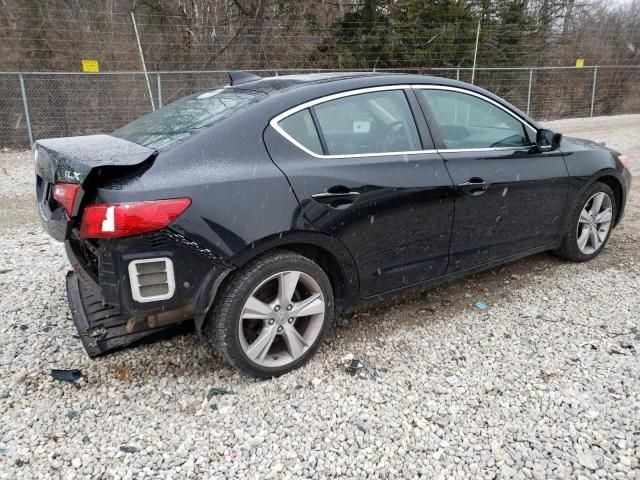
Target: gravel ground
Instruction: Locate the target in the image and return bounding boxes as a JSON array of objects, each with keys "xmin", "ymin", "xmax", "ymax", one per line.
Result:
[
  {"xmin": 1, "ymin": 115, "xmax": 639, "ymax": 479},
  {"xmin": 545, "ymin": 114, "xmax": 640, "ymax": 176}
]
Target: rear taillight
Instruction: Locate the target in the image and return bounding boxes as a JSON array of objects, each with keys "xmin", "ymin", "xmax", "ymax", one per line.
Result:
[
  {"xmin": 79, "ymin": 198, "xmax": 191, "ymax": 239},
  {"xmin": 53, "ymin": 183, "xmax": 81, "ymax": 216}
]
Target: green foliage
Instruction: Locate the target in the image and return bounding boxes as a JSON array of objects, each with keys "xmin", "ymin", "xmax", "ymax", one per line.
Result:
[
  {"xmin": 314, "ymin": 0, "xmax": 541, "ymax": 69},
  {"xmin": 478, "ymin": 1, "xmax": 542, "ymax": 66}
]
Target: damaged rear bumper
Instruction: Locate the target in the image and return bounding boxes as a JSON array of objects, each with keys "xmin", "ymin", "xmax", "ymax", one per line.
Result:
[
  {"xmin": 66, "ymin": 271, "xmax": 188, "ymax": 356},
  {"xmin": 64, "ymin": 229, "xmax": 233, "ymax": 356}
]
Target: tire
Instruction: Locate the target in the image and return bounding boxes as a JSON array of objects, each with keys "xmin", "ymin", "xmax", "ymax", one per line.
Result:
[
  {"xmin": 204, "ymin": 251, "xmax": 334, "ymax": 378},
  {"xmin": 555, "ymin": 181, "xmax": 617, "ymax": 262}
]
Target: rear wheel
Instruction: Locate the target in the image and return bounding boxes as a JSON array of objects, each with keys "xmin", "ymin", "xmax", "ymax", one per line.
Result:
[
  {"xmin": 555, "ymin": 182, "xmax": 616, "ymax": 262},
  {"xmin": 205, "ymin": 251, "xmax": 334, "ymax": 377}
]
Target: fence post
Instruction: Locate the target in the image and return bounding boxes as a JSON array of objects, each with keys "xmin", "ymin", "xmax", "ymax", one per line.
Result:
[
  {"xmin": 456, "ymin": 68, "xmax": 460, "ymax": 81},
  {"xmin": 131, "ymin": 12, "xmax": 155, "ymax": 111},
  {"xmin": 471, "ymin": 19, "xmax": 481, "ymax": 85},
  {"xmin": 157, "ymin": 73, "xmax": 162, "ymax": 108},
  {"xmin": 526, "ymin": 69, "xmax": 533, "ymax": 116},
  {"xmin": 19, "ymin": 73, "xmax": 34, "ymax": 148},
  {"xmin": 590, "ymin": 66, "xmax": 598, "ymax": 118}
]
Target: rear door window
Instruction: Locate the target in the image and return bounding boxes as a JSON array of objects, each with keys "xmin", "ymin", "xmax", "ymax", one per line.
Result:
[
  {"xmin": 278, "ymin": 109, "xmax": 323, "ymax": 155},
  {"xmin": 312, "ymin": 90, "xmax": 422, "ymax": 155}
]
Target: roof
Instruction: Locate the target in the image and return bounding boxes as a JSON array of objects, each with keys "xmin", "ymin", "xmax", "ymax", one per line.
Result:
[
  {"xmin": 231, "ymin": 71, "xmax": 390, "ymax": 94},
  {"xmin": 198, "ymin": 70, "xmax": 541, "ymax": 130}
]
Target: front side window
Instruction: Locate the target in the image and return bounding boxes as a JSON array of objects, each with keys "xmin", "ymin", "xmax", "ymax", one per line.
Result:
[
  {"xmin": 417, "ymin": 89, "xmax": 528, "ymax": 149},
  {"xmin": 112, "ymin": 88, "xmax": 266, "ymax": 150},
  {"xmin": 312, "ymin": 90, "xmax": 422, "ymax": 155}
]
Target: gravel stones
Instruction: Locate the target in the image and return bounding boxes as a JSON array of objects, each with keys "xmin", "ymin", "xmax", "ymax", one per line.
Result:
[
  {"xmin": 1, "ymin": 116, "xmax": 640, "ymax": 477},
  {"xmin": 578, "ymin": 452, "xmax": 600, "ymax": 471}
]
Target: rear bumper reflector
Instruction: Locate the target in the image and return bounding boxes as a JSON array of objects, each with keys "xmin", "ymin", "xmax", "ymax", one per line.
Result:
[{"xmin": 128, "ymin": 257, "xmax": 176, "ymax": 303}]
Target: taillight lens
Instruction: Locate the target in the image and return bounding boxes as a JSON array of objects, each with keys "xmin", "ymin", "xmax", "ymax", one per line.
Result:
[
  {"xmin": 79, "ymin": 198, "xmax": 191, "ymax": 239},
  {"xmin": 53, "ymin": 183, "xmax": 82, "ymax": 216}
]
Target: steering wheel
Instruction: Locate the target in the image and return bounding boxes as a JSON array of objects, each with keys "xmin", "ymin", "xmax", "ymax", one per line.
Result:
[{"xmin": 376, "ymin": 121, "xmax": 406, "ymax": 151}]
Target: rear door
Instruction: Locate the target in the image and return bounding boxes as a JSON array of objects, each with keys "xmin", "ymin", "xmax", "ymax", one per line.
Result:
[
  {"xmin": 264, "ymin": 86, "xmax": 455, "ymax": 296},
  {"xmin": 414, "ymin": 86, "xmax": 568, "ymax": 272}
]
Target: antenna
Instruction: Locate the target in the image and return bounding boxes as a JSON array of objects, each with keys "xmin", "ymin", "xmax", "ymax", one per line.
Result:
[{"xmin": 228, "ymin": 71, "xmax": 262, "ymax": 86}]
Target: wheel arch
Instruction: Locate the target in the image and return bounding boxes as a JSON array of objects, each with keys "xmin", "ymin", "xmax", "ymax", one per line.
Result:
[
  {"xmin": 214, "ymin": 231, "xmax": 360, "ymax": 322},
  {"xmin": 593, "ymin": 173, "xmax": 625, "ymax": 226}
]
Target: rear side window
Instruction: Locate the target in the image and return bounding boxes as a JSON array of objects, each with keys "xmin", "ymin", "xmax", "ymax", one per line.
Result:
[
  {"xmin": 112, "ymin": 88, "xmax": 266, "ymax": 150},
  {"xmin": 278, "ymin": 109, "xmax": 323, "ymax": 155},
  {"xmin": 417, "ymin": 89, "xmax": 528, "ymax": 149},
  {"xmin": 313, "ymin": 90, "xmax": 421, "ymax": 155}
]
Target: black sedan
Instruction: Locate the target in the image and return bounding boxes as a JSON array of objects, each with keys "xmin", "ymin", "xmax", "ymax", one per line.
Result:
[{"xmin": 34, "ymin": 71, "xmax": 632, "ymax": 377}]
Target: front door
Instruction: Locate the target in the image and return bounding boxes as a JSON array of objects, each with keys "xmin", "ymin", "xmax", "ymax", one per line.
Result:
[
  {"xmin": 264, "ymin": 87, "xmax": 456, "ymax": 296},
  {"xmin": 415, "ymin": 86, "xmax": 568, "ymax": 272}
]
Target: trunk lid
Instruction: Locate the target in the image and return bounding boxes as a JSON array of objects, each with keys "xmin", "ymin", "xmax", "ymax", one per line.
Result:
[
  {"xmin": 35, "ymin": 134, "xmax": 154, "ymax": 184},
  {"xmin": 34, "ymin": 134, "xmax": 155, "ymax": 241}
]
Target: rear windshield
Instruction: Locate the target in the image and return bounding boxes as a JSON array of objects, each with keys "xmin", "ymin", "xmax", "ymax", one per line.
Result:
[{"xmin": 112, "ymin": 88, "xmax": 266, "ymax": 150}]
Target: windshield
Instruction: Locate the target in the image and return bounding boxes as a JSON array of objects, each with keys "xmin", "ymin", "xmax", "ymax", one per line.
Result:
[{"xmin": 112, "ymin": 88, "xmax": 267, "ymax": 150}]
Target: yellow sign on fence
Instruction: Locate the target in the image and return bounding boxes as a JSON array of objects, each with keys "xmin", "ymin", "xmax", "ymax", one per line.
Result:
[
  {"xmin": 82, "ymin": 59, "xmax": 100, "ymax": 73},
  {"xmin": 576, "ymin": 58, "xmax": 585, "ymax": 68}
]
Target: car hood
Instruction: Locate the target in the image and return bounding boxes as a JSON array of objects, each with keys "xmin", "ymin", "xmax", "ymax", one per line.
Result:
[{"xmin": 561, "ymin": 135, "xmax": 613, "ymax": 152}]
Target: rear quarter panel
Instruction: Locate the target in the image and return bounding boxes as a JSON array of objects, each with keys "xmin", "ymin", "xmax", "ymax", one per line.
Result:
[{"xmin": 95, "ymin": 111, "xmax": 303, "ymax": 262}]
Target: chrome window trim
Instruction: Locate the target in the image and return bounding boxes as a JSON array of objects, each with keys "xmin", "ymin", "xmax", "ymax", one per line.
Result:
[
  {"xmin": 270, "ymin": 85, "xmax": 438, "ymax": 159},
  {"xmin": 270, "ymin": 84, "xmax": 540, "ymax": 158},
  {"xmin": 439, "ymin": 146, "xmax": 535, "ymax": 154},
  {"xmin": 410, "ymin": 84, "xmax": 538, "ymax": 146}
]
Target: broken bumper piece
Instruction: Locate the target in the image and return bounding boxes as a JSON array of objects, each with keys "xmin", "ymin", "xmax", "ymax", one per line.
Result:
[{"xmin": 66, "ymin": 271, "xmax": 186, "ymax": 356}]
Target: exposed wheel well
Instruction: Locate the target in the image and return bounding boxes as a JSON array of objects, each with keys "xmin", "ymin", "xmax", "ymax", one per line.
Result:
[{"xmin": 596, "ymin": 175, "xmax": 624, "ymax": 226}]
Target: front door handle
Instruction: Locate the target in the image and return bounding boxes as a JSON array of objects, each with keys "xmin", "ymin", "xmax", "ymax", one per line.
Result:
[{"xmin": 458, "ymin": 177, "xmax": 490, "ymax": 196}]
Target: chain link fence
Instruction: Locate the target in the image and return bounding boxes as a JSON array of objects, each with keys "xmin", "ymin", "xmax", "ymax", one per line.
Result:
[{"xmin": 1, "ymin": 66, "xmax": 639, "ymax": 149}]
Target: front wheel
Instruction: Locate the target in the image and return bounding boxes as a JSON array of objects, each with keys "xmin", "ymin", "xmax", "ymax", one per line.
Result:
[
  {"xmin": 555, "ymin": 181, "xmax": 616, "ymax": 262},
  {"xmin": 204, "ymin": 251, "xmax": 334, "ymax": 377}
]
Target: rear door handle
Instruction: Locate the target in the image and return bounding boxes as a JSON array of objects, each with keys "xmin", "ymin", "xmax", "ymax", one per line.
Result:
[
  {"xmin": 458, "ymin": 177, "xmax": 490, "ymax": 196},
  {"xmin": 311, "ymin": 190, "xmax": 360, "ymax": 207},
  {"xmin": 311, "ymin": 191, "xmax": 360, "ymax": 201}
]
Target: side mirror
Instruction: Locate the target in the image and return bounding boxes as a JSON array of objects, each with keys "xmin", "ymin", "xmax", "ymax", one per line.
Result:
[{"xmin": 536, "ymin": 129, "xmax": 562, "ymax": 152}]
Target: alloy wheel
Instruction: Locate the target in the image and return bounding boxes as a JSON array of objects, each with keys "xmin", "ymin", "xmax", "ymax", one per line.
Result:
[
  {"xmin": 576, "ymin": 191, "xmax": 613, "ymax": 255},
  {"xmin": 238, "ymin": 271, "xmax": 325, "ymax": 368}
]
